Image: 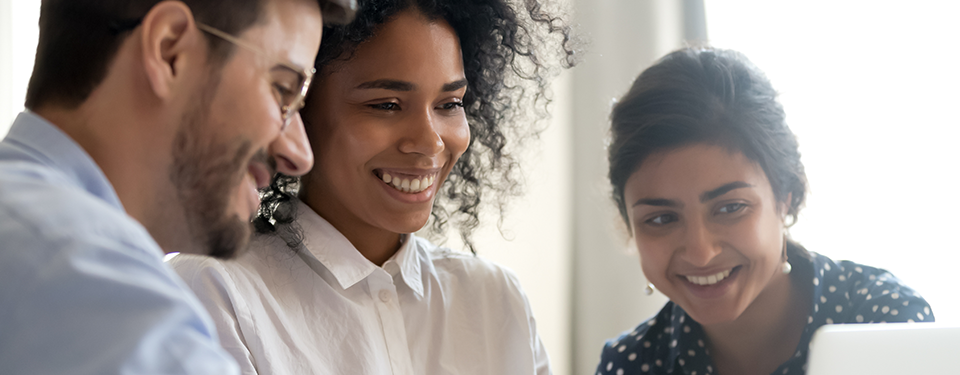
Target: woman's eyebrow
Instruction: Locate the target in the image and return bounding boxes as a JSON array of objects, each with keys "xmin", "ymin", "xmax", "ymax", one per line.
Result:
[
  {"xmin": 355, "ymin": 79, "xmax": 415, "ymax": 91},
  {"xmin": 442, "ymin": 79, "xmax": 468, "ymax": 92},
  {"xmin": 632, "ymin": 198, "xmax": 683, "ymax": 208},
  {"xmin": 700, "ymin": 181, "xmax": 753, "ymax": 202}
]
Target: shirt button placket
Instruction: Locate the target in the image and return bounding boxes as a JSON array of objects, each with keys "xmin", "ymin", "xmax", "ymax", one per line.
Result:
[{"xmin": 369, "ymin": 273, "xmax": 414, "ymax": 375}]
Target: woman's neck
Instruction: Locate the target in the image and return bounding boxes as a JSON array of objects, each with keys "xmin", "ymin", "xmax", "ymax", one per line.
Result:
[
  {"xmin": 342, "ymin": 228, "xmax": 402, "ymax": 267},
  {"xmin": 301, "ymin": 192, "xmax": 402, "ymax": 267},
  {"xmin": 702, "ymin": 269, "xmax": 812, "ymax": 375}
]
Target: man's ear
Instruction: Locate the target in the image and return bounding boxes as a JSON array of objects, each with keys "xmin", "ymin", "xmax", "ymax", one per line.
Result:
[{"xmin": 139, "ymin": 1, "xmax": 202, "ymax": 100}]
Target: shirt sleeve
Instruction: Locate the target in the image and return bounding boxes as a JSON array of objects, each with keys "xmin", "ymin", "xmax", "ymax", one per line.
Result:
[
  {"xmin": 490, "ymin": 264, "xmax": 553, "ymax": 375},
  {"xmin": 507, "ymin": 270, "xmax": 553, "ymax": 375},
  {"xmin": 170, "ymin": 255, "xmax": 260, "ymax": 375},
  {"xmin": 0, "ymin": 221, "xmax": 240, "ymax": 375},
  {"xmin": 529, "ymin": 301, "xmax": 552, "ymax": 375}
]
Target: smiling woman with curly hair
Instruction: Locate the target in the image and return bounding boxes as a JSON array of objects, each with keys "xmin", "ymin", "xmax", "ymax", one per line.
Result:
[{"xmin": 169, "ymin": 0, "xmax": 576, "ymax": 373}]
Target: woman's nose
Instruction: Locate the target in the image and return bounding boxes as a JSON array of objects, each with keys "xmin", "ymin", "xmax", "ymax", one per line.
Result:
[
  {"xmin": 680, "ymin": 220, "xmax": 722, "ymax": 267},
  {"xmin": 398, "ymin": 110, "xmax": 444, "ymax": 156}
]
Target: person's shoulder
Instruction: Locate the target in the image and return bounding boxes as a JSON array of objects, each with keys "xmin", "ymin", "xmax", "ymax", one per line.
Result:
[
  {"xmin": 168, "ymin": 253, "xmax": 231, "ymax": 281},
  {"xmin": 0, "ymin": 181, "xmax": 238, "ymax": 373},
  {"xmin": 0, "ymin": 163, "xmax": 148, "ymax": 251},
  {"xmin": 416, "ymin": 236, "xmax": 516, "ymax": 280},
  {"xmin": 0, "ymin": 166, "xmax": 164, "ymax": 295},
  {"xmin": 814, "ymin": 254, "xmax": 934, "ymax": 323},
  {"xmin": 413, "ymin": 236, "xmax": 529, "ymax": 301},
  {"xmin": 169, "ymin": 233, "xmax": 301, "ymax": 291},
  {"xmin": 597, "ymin": 305, "xmax": 674, "ymax": 374}
]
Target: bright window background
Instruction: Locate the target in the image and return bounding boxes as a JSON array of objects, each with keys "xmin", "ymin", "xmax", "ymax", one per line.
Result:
[
  {"xmin": 0, "ymin": 0, "xmax": 40, "ymax": 132},
  {"xmin": 706, "ymin": 1, "xmax": 960, "ymax": 323}
]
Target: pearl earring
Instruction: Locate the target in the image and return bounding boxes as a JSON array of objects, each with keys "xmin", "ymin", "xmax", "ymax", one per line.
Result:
[
  {"xmin": 644, "ymin": 283, "xmax": 655, "ymax": 295},
  {"xmin": 781, "ymin": 234, "xmax": 791, "ymax": 275}
]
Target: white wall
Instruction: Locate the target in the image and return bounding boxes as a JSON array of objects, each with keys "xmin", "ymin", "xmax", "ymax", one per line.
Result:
[
  {"xmin": 0, "ymin": 0, "xmax": 40, "ymax": 134},
  {"xmin": 0, "ymin": 0, "xmax": 10, "ymax": 132},
  {"xmin": 567, "ymin": 1, "xmax": 688, "ymax": 374},
  {"xmin": 706, "ymin": 0, "xmax": 960, "ymax": 324}
]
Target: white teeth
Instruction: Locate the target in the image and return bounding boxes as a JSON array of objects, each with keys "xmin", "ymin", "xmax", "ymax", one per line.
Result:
[
  {"xmin": 379, "ymin": 172, "xmax": 436, "ymax": 194},
  {"xmin": 685, "ymin": 269, "xmax": 733, "ymax": 286}
]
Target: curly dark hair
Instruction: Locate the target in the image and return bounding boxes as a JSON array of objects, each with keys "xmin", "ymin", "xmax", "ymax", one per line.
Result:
[
  {"xmin": 254, "ymin": 0, "xmax": 577, "ymax": 253},
  {"xmin": 608, "ymin": 47, "xmax": 807, "ymax": 229}
]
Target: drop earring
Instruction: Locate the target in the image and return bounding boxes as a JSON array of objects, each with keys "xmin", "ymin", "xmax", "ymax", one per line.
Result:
[
  {"xmin": 780, "ymin": 235, "xmax": 792, "ymax": 275},
  {"xmin": 644, "ymin": 283, "xmax": 655, "ymax": 295}
]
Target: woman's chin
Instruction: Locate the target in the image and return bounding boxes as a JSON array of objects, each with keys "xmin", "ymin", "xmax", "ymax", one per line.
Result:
[
  {"xmin": 378, "ymin": 212, "xmax": 433, "ymax": 235},
  {"xmin": 672, "ymin": 295, "xmax": 749, "ymax": 327}
]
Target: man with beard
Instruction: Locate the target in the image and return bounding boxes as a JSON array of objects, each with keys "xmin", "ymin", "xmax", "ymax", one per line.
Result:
[{"xmin": 0, "ymin": 0, "xmax": 354, "ymax": 373}]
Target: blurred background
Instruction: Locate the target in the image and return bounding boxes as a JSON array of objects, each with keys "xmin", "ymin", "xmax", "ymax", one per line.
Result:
[{"xmin": 3, "ymin": 1, "xmax": 958, "ymax": 374}]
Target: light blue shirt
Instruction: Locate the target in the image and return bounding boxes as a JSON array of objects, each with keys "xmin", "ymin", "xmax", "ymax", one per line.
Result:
[{"xmin": 0, "ymin": 112, "xmax": 240, "ymax": 375}]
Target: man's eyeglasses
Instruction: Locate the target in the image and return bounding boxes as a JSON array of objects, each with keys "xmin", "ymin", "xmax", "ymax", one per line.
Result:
[
  {"xmin": 196, "ymin": 23, "xmax": 315, "ymax": 131},
  {"xmin": 106, "ymin": 0, "xmax": 358, "ymax": 131}
]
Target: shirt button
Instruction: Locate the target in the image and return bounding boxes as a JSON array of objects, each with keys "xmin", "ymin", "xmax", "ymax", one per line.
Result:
[{"xmin": 379, "ymin": 290, "xmax": 391, "ymax": 303}]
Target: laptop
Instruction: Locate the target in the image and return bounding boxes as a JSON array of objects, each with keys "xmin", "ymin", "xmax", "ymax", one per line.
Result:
[{"xmin": 806, "ymin": 322, "xmax": 960, "ymax": 374}]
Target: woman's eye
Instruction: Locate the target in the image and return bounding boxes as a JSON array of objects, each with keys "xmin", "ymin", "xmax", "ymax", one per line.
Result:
[
  {"xmin": 718, "ymin": 203, "xmax": 746, "ymax": 214},
  {"xmin": 438, "ymin": 100, "xmax": 464, "ymax": 110},
  {"xmin": 369, "ymin": 102, "xmax": 400, "ymax": 111},
  {"xmin": 645, "ymin": 213, "xmax": 677, "ymax": 226}
]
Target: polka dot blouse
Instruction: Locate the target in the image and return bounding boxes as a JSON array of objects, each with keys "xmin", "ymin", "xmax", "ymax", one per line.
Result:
[{"xmin": 595, "ymin": 252, "xmax": 934, "ymax": 375}]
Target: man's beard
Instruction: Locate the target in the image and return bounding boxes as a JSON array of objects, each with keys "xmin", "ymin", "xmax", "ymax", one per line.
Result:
[{"xmin": 168, "ymin": 77, "xmax": 253, "ymax": 259}]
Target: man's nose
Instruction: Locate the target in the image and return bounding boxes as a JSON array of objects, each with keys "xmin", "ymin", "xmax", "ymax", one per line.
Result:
[{"xmin": 269, "ymin": 112, "xmax": 314, "ymax": 176}]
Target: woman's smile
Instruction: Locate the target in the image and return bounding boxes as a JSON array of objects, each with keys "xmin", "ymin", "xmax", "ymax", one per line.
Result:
[
  {"xmin": 626, "ymin": 144, "xmax": 787, "ymax": 325},
  {"xmin": 374, "ymin": 168, "xmax": 440, "ymax": 202},
  {"xmin": 679, "ymin": 266, "xmax": 742, "ymax": 300},
  {"xmin": 298, "ymin": 10, "xmax": 470, "ymax": 245}
]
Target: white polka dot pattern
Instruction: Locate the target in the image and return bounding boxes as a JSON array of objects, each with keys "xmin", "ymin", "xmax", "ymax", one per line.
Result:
[{"xmin": 595, "ymin": 251, "xmax": 934, "ymax": 375}]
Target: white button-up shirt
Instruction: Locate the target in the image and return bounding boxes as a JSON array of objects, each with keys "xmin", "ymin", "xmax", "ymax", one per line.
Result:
[{"xmin": 170, "ymin": 201, "xmax": 551, "ymax": 375}]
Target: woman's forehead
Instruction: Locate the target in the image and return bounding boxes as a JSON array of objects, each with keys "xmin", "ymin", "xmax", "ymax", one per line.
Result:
[
  {"xmin": 338, "ymin": 12, "xmax": 462, "ymax": 77},
  {"xmin": 628, "ymin": 144, "xmax": 769, "ymax": 198}
]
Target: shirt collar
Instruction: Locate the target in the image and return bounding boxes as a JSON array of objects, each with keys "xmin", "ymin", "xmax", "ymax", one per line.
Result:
[
  {"xmin": 294, "ymin": 199, "xmax": 425, "ymax": 297},
  {"xmin": 296, "ymin": 199, "xmax": 377, "ymax": 290},
  {"xmin": 664, "ymin": 304, "xmax": 707, "ymax": 374},
  {"xmin": 382, "ymin": 234, "xmax": 424, "ymax": 298},
  {"xmin": 2, "ymin": 111, "xmax": 123, "ymax": 210}
]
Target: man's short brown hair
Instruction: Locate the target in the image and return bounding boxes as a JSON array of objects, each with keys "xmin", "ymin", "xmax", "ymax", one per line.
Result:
[{"xmin": 24, "ymin": 0, "xmax": 354, "ymax": 110}]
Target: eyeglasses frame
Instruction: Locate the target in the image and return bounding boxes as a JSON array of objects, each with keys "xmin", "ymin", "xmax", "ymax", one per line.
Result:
[{"xmin": 196, "ymin": 23, "xmax": 316, "ymax": 131}]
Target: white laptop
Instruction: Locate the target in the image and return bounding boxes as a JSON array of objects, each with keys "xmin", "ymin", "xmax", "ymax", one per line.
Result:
[{"xmin": 806, "ymin": 322, "xmax": 960, "ymax": 374}]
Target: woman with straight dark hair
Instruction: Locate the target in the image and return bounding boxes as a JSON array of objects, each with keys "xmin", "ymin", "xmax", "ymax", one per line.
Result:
[{"xmin": 596, "ymin": 47, "xmax": 932, "ymax": 375}]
